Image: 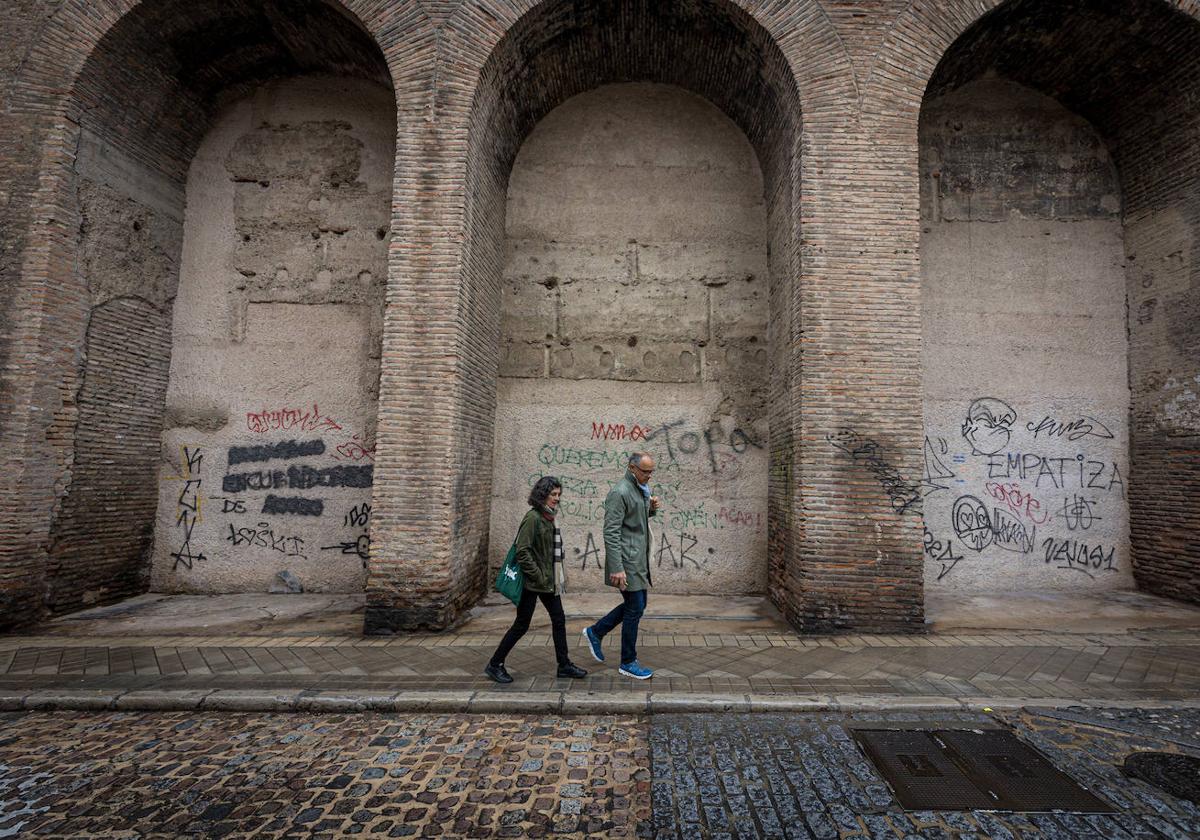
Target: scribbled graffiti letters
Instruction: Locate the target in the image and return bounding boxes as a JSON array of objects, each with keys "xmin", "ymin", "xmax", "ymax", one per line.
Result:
[
  {"xmin": 827, "ymin": 429, "xmax": 923, "ymax": 516},
  {"xmin": 170, "ymin": 446, "xmax": 206, "ymax": 571}
]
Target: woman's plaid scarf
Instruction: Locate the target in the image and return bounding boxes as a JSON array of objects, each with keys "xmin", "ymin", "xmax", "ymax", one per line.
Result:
[{"xmin": 542, "ymin": 505, "xmax": 566, "ymax": 595}]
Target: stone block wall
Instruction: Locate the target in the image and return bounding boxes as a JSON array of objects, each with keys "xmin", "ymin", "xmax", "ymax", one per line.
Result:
[
  {"xmin": 492, "ymin": 84, "xmax": 771, "ymax": 596},
  {"xmin": 150, "ymin": 76, "xmax": 392, "ymax": 595},
  {"xmin": 2, "ymin": 0, "xmax": 1199, "ymax": 633}
]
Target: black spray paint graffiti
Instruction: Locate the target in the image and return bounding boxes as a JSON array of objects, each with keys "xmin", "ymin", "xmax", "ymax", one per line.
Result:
[
  {"xmin": 990, "ymin": 508, "xmax": 1037, "ymax": 554},
  {"xmin": 951, "ymin": 495, "xmax": 993, "ymax": 552},
  {"xmin": 922, "ymin": 436, "xmax": 957, "ymax": 496},
  {"xmin": 226, "ymin": 522, "xmax": 306, "ymax": 558},
  {"xmin": 645, "ymin": 419, "xmax": 763, "ymax": 475},
  {"xmin": 578, "ymin": 532, "xmax": 602, "ymax": 571},
  {"xmin": 950, "ymin": 495, "xmax": 1038, "ymax": 555},
  {"xmin": 962, "ymin": 397, "xmax": 1016, "ymax": 456},
  {"xmin": 222, "ymin": 464, "xmax": 373, "ymax": 493},
  {"xmin": 228, "ymin": 438, "xmax": 325, "ymax": 466},
  {"xmin": 924, "ymin": 525, "xmax": 965, "ymax": 581},
  {"xmin": 1026, "ymin": 415, "xmax": 1114, "ymax": 443},
  {"xmin": 209, "ymin": 496, "xmax": 247, "ymax": 514},
  {"xmin": 656, "ymin": 531, "xmax": 709, "ymax": 571},
  {"xmin": 1058, "ymin": 495, "xmax": 1101, "ymax": 532},
  {"xmin": 574, "ymin": 530, "xmax": 711, "ymax": 571},
  {"xmin": 322, "ymin": 535, "xmax": 370, "ymax": 563},
  {"xmin": 827, "ymin": 429, "xmax": 923, "ymax": 516},
  {"xmin": 344, "ymin": 503, "xmax": 371, "ymax": 528},
  {"xmin": 171, "ymin": 446, "xmax": 206, "ymax": 571},
  {"xmin": 262, "ymin": 495, "xmax": 324, "ymax": 516},
  {"xmin": 322, "ymin": 504, "xmax": 371, "ymax": 565},
  {"xmin": 985, "ymin": 453, "xmax": 1124, "ymax": 498},
  {"xmin": 1042, "ymin": 537, "xmax": 1117, "ymax": 578}
]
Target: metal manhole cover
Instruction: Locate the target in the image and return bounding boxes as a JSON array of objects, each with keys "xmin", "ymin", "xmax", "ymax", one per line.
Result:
[
  {"xmin": 1123, "ymin": 752, "xmax": 1200, "ymax": 803},
  {"xmin": 852, "ymin": 728, "xmax": 1113, "ymax": 812}
]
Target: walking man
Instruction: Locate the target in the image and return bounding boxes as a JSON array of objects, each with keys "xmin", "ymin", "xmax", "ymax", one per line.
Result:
[{"xmin": 582, "ymin": 452, "xmax": 659, "ymax": 679}]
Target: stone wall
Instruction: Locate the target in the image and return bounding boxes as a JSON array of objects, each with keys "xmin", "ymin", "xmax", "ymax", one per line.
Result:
[
  {"xmin": 920, "ymin": 79, "xmax": 1132, "ymax": 594},
  {"xmin": 491, "ymin": 84, "xmax": 770, "ymax": 595},
  {"xmin": 151, "ymin": 76, "xmax": 392, "ymax": 594}
]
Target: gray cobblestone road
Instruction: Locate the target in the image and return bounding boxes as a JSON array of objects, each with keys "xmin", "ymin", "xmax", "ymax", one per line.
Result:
[
  {"xmin": 1, "ymin": 708, "xmax": 1199, "ymax": 838},
  {"xmin": 648, "ymin": 710, "xmax": 1200, "ymax": 839}
]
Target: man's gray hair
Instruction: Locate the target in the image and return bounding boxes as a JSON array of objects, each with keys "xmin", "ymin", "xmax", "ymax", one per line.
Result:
[{"xmin": 628, "ymin": 451, "xmax": 649, "ymax": 468}]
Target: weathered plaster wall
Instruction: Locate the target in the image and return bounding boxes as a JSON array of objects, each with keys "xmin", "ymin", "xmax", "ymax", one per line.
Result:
[
  {"xmin": 921, "ymin": 80, "xmax": 1132, "ymax": 593},
  {"xmin": 490, "ymin": 84, "xmax": 771, "ymax": 595},
  {"xmin": 150, "ymin": 76, "xmax": 393, "ymax": 594}
]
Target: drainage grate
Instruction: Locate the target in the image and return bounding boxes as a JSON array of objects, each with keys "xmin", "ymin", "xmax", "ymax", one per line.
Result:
[
  {"xmin": 852, "ymin": 728, "xmax": 1113, "ymax": 812},
  {"xmin": 1123, "ymin": 752, "xmax": 1200, "ymax": 804}
]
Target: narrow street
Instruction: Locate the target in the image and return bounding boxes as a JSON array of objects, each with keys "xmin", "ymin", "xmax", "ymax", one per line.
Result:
[{"xmin": 2, "ymin": 707, "xmax": 1198, "ymax": 838}]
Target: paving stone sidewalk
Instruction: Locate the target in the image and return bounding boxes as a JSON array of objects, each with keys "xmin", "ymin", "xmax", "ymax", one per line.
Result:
[{"xmin": 2, "ymin": 628, "xmax": 1200, "ymax": 711}]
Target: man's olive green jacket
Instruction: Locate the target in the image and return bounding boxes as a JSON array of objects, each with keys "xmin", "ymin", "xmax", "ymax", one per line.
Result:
[{"xmin": 602, "ymin": 472, "xmax": 656, "ymax": 591}]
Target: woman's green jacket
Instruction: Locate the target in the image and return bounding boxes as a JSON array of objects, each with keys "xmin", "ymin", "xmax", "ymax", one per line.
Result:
[{"xmin": 513, "ymin": 508, "xmax": 555, "ymax": 593}]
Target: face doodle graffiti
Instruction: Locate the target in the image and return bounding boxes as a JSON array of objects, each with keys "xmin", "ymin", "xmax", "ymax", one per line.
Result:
[
  {"xmin": 961, "ymin": 397, "xmax": 1017, "ymax": 457},
  {"xmin": 951, "ymin": 495, "xmax": 994, "ymax": 552}
]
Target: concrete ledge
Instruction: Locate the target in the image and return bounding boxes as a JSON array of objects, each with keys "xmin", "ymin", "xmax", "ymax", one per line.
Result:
[
  {"xmin": 294, "ymin": 690, "xmax": 399, "ymax": 712},
  {"xmin": 469, "ymin": 691, "xmax": 562, "ymax": 714},
  {"xmin": 2, "ymin": 688, "xmax": 1197, "ymax": 714},
  {"xmin": 649, "ymin": 693, "xmax": 752, "ymax": 713},
  {"xmin": 747, "ymin": 693, "xmax": 833, "ymax": 712},
  {"xmin": 23, "ymin": 689, "xmax": 119, "ymax": 711},
  {"xmin": 202, "ymin": 690, "xmax": 302, "ymax": 712},
  {"xmin": 0, "ymin": 691, "xmax": 29, "ymax": 711},
  {"xmin": 833, "ymin": 695, "xmax": 963, "ymax": 712},
  {"xmin": 390, "ymin": 690, "xmax": 477, "ymax": 712},
  {"xmin": 115, "ymin": 689, "xmax": 213, "ymax": 711},
  {"xmin": 562, "ymin": 692, "xmax": 650, "ymax": 715}
]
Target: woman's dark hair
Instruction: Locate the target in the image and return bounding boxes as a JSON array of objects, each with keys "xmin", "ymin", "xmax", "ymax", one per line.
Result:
[{"xmin": 528, "ymin": 476, "xmax": 563, "ymax": 508}]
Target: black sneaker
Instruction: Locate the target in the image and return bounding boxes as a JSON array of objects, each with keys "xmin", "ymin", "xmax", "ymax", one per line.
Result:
[
  {"xmin": 556, "ymin": 662, "xmax": 588, "ymax": 679},
  {"xmin": 484, "ymin": 662, "xmax": 513, "ymax": 684}
]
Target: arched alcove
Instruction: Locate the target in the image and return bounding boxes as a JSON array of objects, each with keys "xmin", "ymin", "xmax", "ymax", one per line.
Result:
[
  {"xmin": 492, "ymin": 82, "xmax": 772, "ymax": 596},
  {"xmin": 919, "ymin": 0, "xmax": 1200, "ymax": 607},
  {"xmin": 363, "ymin": 0, "xmax": 803, "ymax": 631},
  {"xmin": 41, "ymin": 0, "xmax": 394, "ymax": 612}
]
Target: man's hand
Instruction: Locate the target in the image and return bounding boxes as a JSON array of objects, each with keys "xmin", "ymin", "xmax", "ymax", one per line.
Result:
[
  {"xmin": 649, "ymin": 495, "xmax": 660, "ymax": 513},
  {"xmin": 610, "ymin": 571, "xmax": 627, "ymax": 590}
]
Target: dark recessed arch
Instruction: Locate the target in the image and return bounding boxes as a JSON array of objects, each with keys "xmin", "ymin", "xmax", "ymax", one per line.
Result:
[
  {"xmin": 920, "ymin": 0, "xmax": 1200, "ymax": 605},
  {"xmin": 37, "ymin": 0, "xmax": 397, "ymax": 617}
]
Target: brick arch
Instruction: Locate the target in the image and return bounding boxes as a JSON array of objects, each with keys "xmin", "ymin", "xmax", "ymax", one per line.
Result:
[
  {"xmin": 863, "ymin": 0, "xmax": 1200, "ymax": 120},
  {"xmin": 0, "ymin": 0, "xmax": 423, "ymax": 629},
  {"xmin": 363, "ymin": 0, "xmax": 868, "ymax": 633}
]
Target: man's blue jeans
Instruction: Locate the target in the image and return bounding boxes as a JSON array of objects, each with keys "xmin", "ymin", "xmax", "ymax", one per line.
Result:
[{"xmin": 591, "ymin": 589, "xmax": 647, "ymax": 666}]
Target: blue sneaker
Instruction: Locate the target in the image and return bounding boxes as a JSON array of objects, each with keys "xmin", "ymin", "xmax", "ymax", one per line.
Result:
[
  {"xmin": 583, "ymin": 627, "xmax": 604, "ymax": 663},
  {"xmin": 618, "ymin": 661, "xmax": 653, "ymax": 680}
]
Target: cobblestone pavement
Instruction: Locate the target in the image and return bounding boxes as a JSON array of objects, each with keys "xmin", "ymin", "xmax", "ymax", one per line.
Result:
[
  {"xmin": 648, "ymin": 709, "xmax": 1200, "ymax": 839},
  {"xmin": 2, "ymin": 708, "xmax": 1200, "ymax": 838},
  {"xmin": 0, "ymin": 712, "xmax": 649, "ymax": 838}
]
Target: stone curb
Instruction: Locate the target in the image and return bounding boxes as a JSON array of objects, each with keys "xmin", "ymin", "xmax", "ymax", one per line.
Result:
[{"xmin": 1, "ymin": 687, "xmax": 1197, "ymax": 714}]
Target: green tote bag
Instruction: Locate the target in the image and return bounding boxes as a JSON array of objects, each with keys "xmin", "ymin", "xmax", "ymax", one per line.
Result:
[{"xmin": 494, "ymin": 542, "xmax": 524, "ymax": 606}]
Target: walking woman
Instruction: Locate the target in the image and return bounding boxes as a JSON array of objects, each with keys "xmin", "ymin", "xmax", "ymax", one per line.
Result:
[{"xmin": 485, "ymin": 476, "xmax": 588, "ymax": 683}]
